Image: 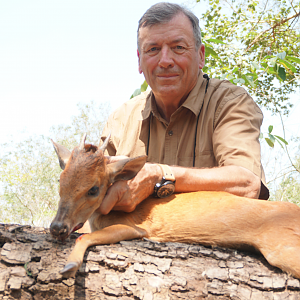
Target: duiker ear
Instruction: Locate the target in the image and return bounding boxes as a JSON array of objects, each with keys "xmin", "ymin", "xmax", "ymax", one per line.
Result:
[
  {"xmin": 107, "ymin": 156, "xmax": 147, "ymax": 183},
  {"xmin": 51, "ymin": 140, "xmax": 71, "ymax": 170}
]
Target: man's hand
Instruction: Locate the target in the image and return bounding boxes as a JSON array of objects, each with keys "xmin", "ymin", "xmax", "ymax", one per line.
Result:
[
  {"xmin": 100, "ymin": 157, "xmax": 161, "ymax": 214},
  {"xmin": 100, "ymin": 155, "xmax": 262, "ymax": 215}
]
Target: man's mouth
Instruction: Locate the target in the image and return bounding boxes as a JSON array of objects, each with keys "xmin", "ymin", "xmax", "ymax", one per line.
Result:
[{"xmin": 157, "ymin": 74, "xmax": 178, "ymax": 78}]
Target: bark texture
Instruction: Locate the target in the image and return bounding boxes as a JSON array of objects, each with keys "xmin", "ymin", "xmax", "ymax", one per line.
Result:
[{"xmin": 0, "ymin": 224, "xmax": 300, "ymax": 300}]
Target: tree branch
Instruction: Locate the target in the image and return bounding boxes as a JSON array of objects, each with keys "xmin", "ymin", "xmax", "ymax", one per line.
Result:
[
  {"xmin": 245, "ymin": 11, "xmax": 300, "ymax": 52},
  {"xmin": 248, "ymin": 0, "xmax": 269, "ymax": 35},
  {"xmin": 289, "ymin": 0, "xmax": 298, "ymax": 14}
]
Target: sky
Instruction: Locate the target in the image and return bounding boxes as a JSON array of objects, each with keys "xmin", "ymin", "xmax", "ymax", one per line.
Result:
[
  {"xmin": 0, "ymin": 0, "xmax": 201, "ymax": 143},
  {"xmin": 0, "ymin": 0, "xmax": 299, "ymax": 182}
]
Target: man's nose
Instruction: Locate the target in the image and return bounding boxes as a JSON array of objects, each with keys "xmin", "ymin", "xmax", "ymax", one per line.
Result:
[{"xmin": 158, "ymin": 46, "xmax": 174, "ymax": 69}]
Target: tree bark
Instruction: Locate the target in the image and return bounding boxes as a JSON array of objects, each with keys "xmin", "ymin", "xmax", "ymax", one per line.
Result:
[{"xmin": 0, "ymin": 224, "xmax": 300, "ymax": 300}]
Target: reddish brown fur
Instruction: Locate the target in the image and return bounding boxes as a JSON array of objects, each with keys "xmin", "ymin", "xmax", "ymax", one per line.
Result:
[{"xmin": 50, "ymin": 138, "xmax": 300, "ymax": 279}]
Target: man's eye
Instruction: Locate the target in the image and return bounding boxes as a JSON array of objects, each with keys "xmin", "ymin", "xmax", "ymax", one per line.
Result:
[
  {"xmin": 173, "ymin": 45, "xmax": 185, "ymax": 53},
  {"xmin": 147, "ymin": 47, "xmax": 159, "ymax": 54}
]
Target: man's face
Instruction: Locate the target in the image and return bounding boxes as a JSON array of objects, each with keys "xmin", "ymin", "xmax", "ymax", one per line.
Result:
[{"xmin": 138, "ymin": 13, "xmax": 205, "ymax": 103}]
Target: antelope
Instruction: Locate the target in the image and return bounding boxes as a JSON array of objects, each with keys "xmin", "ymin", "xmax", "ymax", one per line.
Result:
[{"xmin": 50, "ymin": 134, "xmax": 300, "ymax": 279}]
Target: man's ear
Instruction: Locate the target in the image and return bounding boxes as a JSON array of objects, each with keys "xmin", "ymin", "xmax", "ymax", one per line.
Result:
[
  {"xmin": 137, "ymin": 49, "xmax": 143, "ymax": 74},
  {"xmin": 198, "ymin": 44, "xmax": 205, "ymax": 70},
  {"xmin": 107, "ymin": 155, "xmax": 147, "ymax": 183}
]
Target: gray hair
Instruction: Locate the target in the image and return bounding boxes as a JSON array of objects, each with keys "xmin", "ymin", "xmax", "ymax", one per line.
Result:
[{"xmin": 137, "ymin": 2, "xmax": 202, "ymax": 51}]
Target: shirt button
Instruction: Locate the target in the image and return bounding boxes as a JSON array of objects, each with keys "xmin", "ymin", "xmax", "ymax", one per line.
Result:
[{"xmin": 168, "ymin": 130, "xmax": 173, "ymax": 136}]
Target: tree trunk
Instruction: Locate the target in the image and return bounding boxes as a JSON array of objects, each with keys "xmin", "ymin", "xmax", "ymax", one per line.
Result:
[{"xmin": 0, "ymin": 224, "xmax": 300, "ymax": 300}]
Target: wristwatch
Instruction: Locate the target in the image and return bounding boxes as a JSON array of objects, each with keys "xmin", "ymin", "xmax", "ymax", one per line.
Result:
[{"xmin": 154, "ymin": 164, "xmax": 176, "ymax": 198}]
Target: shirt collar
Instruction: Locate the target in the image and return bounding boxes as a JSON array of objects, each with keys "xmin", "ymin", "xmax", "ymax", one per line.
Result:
[
  {"xmin": 141, "ymin": 91, "xmax": 156, "ymax": 120},
  {"xmin": 141, "ymin": 70, "xmax": 207, "ymax": 120},
  {"xmin": 181, "ymin": 70, "xmax": 207, "ymax": 116}
]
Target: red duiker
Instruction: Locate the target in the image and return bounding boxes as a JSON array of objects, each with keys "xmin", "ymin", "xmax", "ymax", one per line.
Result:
[{"xmin": 50, "ymin": 134, "xmax": 300, "ymax": 279}]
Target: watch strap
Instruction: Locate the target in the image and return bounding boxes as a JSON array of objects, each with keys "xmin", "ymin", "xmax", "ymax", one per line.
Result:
[{"xmin": 157, "ymin": 164, "xmax": 175, "ymax": 181}]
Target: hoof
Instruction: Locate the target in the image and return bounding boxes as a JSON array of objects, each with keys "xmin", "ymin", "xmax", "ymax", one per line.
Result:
[{"xmin": 59, "ymin": 262, "xmax": 79, "ymax": 278}]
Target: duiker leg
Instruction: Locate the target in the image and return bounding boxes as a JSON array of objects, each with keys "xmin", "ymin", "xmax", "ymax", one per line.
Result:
[
  {"xmin": 258, "ymin": 226, "xmax": 300, "ymax": 278},
  {"xmin": 254, "ymin": 203, "xmax": 300, "ymax": 278},
  {"xmin": 60, "ymin": 224, "xmax": 147, "ymax": 277}
]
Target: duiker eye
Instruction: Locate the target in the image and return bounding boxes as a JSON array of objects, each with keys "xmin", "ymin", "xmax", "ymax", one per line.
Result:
[{"xmin": 88, "ymin": 186, "xmax": 99, "ymax": 196}]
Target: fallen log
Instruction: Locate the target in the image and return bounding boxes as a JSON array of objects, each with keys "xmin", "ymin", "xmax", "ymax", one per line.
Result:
[{"xmin": 0, "ymin": 224, "xmax": 300, "ymax": 299}]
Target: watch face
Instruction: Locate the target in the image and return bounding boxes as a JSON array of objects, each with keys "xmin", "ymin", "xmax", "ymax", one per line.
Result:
[{"xmin": 157, "ymin": 183, "xmax": 175, "ymax": 198}]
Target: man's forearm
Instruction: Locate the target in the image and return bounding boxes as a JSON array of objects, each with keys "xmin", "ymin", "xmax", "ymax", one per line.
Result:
[
  {"xmin": 102, "ymin": 160, "xmax": 261, "ymax": 215},
  {"xmin": 169, "ymin": 165, "xmax": 261, "ymax": 199}
]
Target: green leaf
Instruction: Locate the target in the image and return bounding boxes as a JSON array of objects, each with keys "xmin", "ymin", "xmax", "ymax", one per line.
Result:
[
  {"xmin": 203, "ymin": 41, "xmax": 213, "ymax": 48},
  {"xmin": 278, "ymin": 67, "xmax": 286, "ymax": 81},
  {"xmin": 206, "ymin": 38, "xmax": 225, "ymax": 44},
  {"xmin": 259, "ymin": 133, "xmax": 263, "ymax": 139},
  {"xmin": 24, "ymin": 262, "xmax": 32, "ymax": 277},
  {"xmin": 275, "ymin": 139, "xmax": 284, "ymax": 149},
  {"xmin": 140, "ymin": 80, "xmax": 148, "ymax": 92},
  {"xmin": 278, "ymin": 59, "xmax": 297, "ymax": 74},
  {"xmin": 251, "ymin": 62, "xmax": 260, "ymax": 70},
  {"xmin": 261, "ymin": 62, "xmax": 268, "ymax": 68},
  {"xmin": 267, "ymin": 67, "xmax": 277, "ymax": 75},
  {"xmin": 233, "ymin": 78, "xmax": 245, "ymax": 84},
  {"xmin": 268, "ymin": 133, "xmax": 276, "ymax": 144},
  {"xmin": 205, "ymin": 46, "xmax": 218, "ymax": 58},
  {"xmin": 130, "ymin": 88, "xmax": 141, "ymax": 99},
  {"xmin": 277, "ymin": 51, "xmax": 286, "ymax": 60},
  {"xmin": 269, "ymin": 57, "xmax": 278, "ymax": 67},
  {"xmin": 265, "ymin": 138, "xmax": 274, "ymax": 148},
  {"xmin": 268, "ymin": 125, "xmax": 273, "ymax": 133},
  {"xmin": 243, "ymin": 73, "xmax": 257, "ymax": 88},
  {"xmin": 220, "ymin": 73, "xmax": 228, "ymax": 80},
  {"xmin": 274, "ymin": 135, "xmax": 288, "ymax": 145},
  {"xmin": 202, "ymin": 66, "xmax": 209, "ymax": 73},
  {"xmin": 286, "ymin": 56, "xmax": 300, "ymax": 65},
  {"xmin": 232, "ymin": 67, "xmax": 239, "ymax": 73},
  {"xmin": 131, "ymin": 80, "xmax": 148, "ymax": 98}
]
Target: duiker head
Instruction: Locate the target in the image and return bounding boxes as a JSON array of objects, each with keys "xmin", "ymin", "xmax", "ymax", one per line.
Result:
[{"xmin": 50, "ymin": 134, "xmax": 147, "ymax": 241}]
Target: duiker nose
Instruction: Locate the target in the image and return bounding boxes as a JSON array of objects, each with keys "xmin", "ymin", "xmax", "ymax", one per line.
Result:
[{"xmin": 50, "ymin": 221, "xmax": 69, "ymax": 241}]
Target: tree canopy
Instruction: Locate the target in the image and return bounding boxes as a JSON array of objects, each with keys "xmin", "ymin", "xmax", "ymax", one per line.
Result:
[
  {"xmin": 0, "ymin": 101, "xmax": 111, "ymax": 227},
  {"xmin": 197, "ymin": 0, "xmax": 300, "ymax": 114}
]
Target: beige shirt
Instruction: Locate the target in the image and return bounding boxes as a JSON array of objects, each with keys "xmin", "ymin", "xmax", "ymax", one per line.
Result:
[{"xmin": 102, "ymin": 72, "xmax": 268, "ymax": 198}]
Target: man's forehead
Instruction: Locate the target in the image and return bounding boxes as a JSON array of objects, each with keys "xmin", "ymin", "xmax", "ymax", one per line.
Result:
[{"xmin": 138, "ymin": 13, "xmax": 194, "ymax": 46}]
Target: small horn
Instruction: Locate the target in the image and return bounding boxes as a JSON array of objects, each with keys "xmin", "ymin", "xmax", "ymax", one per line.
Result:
[
  {"xmin": 79, "ymin": 133, "xmax": 87, "ymax": 150},
  {"xmin": 99, "ymin": 132, "xmax": 111, "ymax": 152}
]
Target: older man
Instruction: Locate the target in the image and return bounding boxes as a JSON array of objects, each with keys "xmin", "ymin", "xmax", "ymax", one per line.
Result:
[{"xmin": 99, "ymin": 2, "xmax": 269, "ymax": 215}]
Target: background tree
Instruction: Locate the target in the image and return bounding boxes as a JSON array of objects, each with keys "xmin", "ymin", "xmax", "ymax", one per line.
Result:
[
  {"xmin": 194, "ymin": 0, "xmax": 300, "ymax": 201},
  {"xmin": 197, "ymin": 0, "xmax": 300, "ymax": 114},
  {"xmin": 0, "ymin": 101, "xmax": 111, "ymax": 227}
]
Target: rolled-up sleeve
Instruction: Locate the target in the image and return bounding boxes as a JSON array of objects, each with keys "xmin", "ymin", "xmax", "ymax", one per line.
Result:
[{"xmin": 212, "ymin": 91, "xmax": 265, "ymax": 183}]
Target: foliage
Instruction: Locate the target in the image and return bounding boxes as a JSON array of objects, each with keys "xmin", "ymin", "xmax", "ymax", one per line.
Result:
[
  {"xmin": 260, "ymin": 125, "xmax": 288, "ymax": 148},
  {"xmin": 130, "ymin": 80, "xmax": 148, "ymax": 99},
  {"xmin": 270, "ymin": 153, "xmax": 300, "ymax": 204},
  {"xmin": 196, "ymin": 0, "xmax": 300, "ymax": 114},
  {"xmin": 0, "ymin": 135, "xmax": 60, "ymax": 226},
  {"xmin": 0, "ymin": 101, "xmax": 111, "ymax": 227},
  {"xmin": 52, "ymin": 100, "xmax": 111, "ymax": 150}
]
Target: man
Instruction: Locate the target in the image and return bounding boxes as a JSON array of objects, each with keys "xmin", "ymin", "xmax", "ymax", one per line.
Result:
[{"xmin": 99, "ymin": 2, "xmax": 269, "ymax": 215}]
